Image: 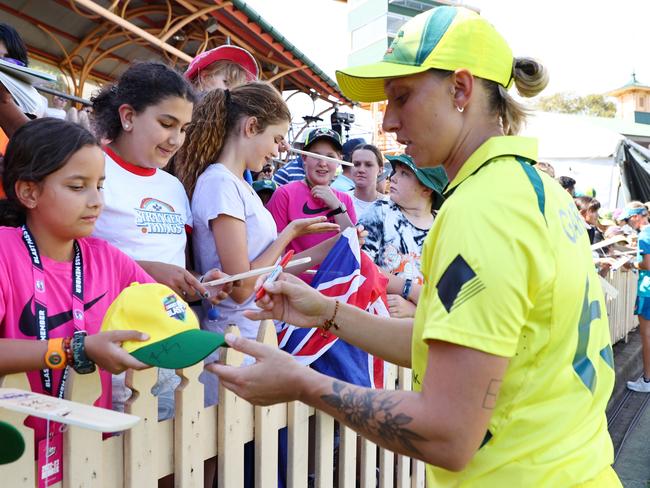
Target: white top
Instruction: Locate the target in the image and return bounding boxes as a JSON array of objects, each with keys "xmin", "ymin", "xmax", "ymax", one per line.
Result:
[
  {"xmin": 93, "ymin": 150, "xmax": 192, "ymax": 268},
  {"xmin": 348, "ymin": 192, "xmax": 388, "ymax": 220},
  {"xmin": 192, "ymin": 163, "xmax": 277, "ymax": 339}
]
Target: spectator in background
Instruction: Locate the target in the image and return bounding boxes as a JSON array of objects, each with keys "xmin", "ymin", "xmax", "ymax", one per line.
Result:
[
  {"xmin": 621, "ymin": 203, "xmax": 650, "ymax": 393},
  {"xmin": 252, "ymin": 179, "xmax": 277, "ymax": 206},
  {"xmin": 348, "ymin": 143, "xmax": 387, "ymax": 217},
  {"xmin": 0, "ymin": 24, "xmax": 30, "ymax": 144},
  {"xmin": 0, "ymin": 23, "xmax": 28, "ymax": 67},
  {"xmin": 558, "ymin": 175, "xmax": 576, "ymax": 197},
  {"xmin": 184, "ymin": 45, "xmax": 260, "ymax": 185},
  {"xmin": 273, "ymin": 153, "xmax": 305, "ymax": 185},
  {"xmin": 252, "ymin": 162, "xmax": 274, "ymax": 181},
  {"xmin": 184, "ymin": 45, "xmax": 258, "ymax": 93},
  {"xmin": 331, "ymin": 137, "xmax": 366, "ymax": 191},
  {"xmin": 267, "ymin": 127, "xmax": 357, "ymax": 258},
  {"xmin": 45, "ymin": 95, "xmax": 67, "ymax": 119},
  {"xmin": 376, "ymin": 162, "xmax": 391, "ymax": 195},
  {"xmin": 359, "ymin": 154, "xmax": 447, "ymax": 318},
  {"xmin": 574, "ymin": 196, "xmax": 604, "ymax": 245},
  {"xmin": 536, "ymin": 161, "xmax": 555, "ymax": 178}
]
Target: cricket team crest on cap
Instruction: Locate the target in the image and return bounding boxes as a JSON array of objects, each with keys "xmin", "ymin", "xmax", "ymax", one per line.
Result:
[
  {"xmin": 163, "ymin": 294, "xmax": 186, "ymax": 322},
  {"xmin": 101, "ymin": 282, "xmax": 226, "ymax": 369}
]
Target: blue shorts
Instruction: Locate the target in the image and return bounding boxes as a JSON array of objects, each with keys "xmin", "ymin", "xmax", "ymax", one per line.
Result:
[{"xmin": 635, "ymin": 296, "xmax": 650, "ymax": 320}]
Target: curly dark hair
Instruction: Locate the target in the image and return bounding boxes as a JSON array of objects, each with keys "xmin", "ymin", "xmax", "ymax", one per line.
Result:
[{"xmin": 91, "ymin": 61, "xmax": 196, "ymax": 141}]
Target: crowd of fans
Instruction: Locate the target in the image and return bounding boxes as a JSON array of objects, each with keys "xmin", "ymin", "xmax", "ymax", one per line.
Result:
[{"xmin": 0, "ymin": 11, "xmax": 643, "ymax": 486}]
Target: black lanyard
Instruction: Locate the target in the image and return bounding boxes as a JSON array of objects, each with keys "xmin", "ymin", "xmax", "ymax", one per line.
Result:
[{"xmin": 21, "ymin": 226, "xmax": 85, "ymax": 398}]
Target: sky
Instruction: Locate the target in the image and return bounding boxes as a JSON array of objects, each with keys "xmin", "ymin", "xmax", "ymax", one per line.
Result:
[{"xmin": 246, "ymin": 0, "xmax": 650, "ymax": 97}]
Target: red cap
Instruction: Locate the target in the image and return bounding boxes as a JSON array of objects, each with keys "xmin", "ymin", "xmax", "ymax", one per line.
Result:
[{"xmin": 184, "ymin": 45, "xmax": 258, "ymax": 82}]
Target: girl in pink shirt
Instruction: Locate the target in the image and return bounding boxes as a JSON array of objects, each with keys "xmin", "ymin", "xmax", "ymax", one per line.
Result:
[
  {"xmin": 0, "ymin": 118, "xmax": 153, "ymax": 443},
  {"xmin": 267, "ymin": 127, "xmax": 358, "ymax": 255}
]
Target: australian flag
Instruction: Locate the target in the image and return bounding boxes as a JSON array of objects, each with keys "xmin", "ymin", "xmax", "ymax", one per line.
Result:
[{"xmin": 277, "ymin": 227, "xmax": 389, "ymax": 388}]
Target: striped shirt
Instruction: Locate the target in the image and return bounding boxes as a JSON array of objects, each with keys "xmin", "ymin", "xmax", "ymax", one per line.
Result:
[{"xmin": 273, "ymin": 157, "xmax": 305, "ymax": 185}]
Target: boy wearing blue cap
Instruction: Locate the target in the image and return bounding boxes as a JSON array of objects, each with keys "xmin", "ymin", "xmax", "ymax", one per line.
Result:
[{"xmin": 622, "ymin": 203, "xmax": 650, "ymax": 392}]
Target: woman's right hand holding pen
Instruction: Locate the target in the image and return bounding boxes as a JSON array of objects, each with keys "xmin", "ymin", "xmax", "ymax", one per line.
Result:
[{"xmin": 245, "ymin": 272, "xmax": 334, "ymax": 328}]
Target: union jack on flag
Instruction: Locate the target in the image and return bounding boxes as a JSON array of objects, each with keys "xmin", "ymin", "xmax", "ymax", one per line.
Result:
[{"xmin": 277, "ymin": 227, "xmax": 389, "ymax": 388}]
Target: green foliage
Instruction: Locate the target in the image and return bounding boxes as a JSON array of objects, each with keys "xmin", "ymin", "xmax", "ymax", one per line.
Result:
[{"xmin": 536, "ymin": 92, "xmax": 616, "ymax": 118}]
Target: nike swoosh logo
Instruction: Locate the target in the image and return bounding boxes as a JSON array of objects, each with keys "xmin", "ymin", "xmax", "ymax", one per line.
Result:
[
  {"xmin": 302, "ymin": 203, "xmax": 330, "ymax": 215},
  {"xmin": 18, "ymin": 293, "xmax": 107, "ymax": 337}
]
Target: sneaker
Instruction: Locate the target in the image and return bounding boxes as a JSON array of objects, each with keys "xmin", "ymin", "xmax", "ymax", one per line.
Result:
[{"xmin": 627, "ymin": 376, "xmax": 650, "ymax": 393}]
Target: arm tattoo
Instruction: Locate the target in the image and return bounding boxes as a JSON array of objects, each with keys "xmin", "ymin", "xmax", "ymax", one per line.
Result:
[
  {"xmin": 321, "ymin": 381, "xmax": 426, "ymax": 456},
  {"xmin": 482, "ymin": 379, "xmax": 501, "ymax": 410}
]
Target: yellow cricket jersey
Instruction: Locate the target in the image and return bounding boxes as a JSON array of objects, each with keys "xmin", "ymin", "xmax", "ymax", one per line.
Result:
[{"xmin": 412, "ymin": 136, "xmax": 619, "ymax": 487}]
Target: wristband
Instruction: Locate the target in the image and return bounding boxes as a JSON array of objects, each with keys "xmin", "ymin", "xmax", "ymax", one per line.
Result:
[
  {"xmin": 401, "ymin": 278, "xmax": 413, "ymax": 300},
  {"xmin": 326, "ymin": 204, "xmax": 347, "ymax": 218},
  {"xmin": 71, "ymin": 331, "xmax": 96, "ymax": 375},
  {"xmin": 45, "ymin": 338, "xmax": 67, "ymax": 370}
]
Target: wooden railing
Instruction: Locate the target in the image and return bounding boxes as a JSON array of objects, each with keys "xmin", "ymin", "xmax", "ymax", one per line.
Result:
[
  {"xmin": 0, "ymin": 271, "xmax": 637, "ymax": 487},
  {"xmin": 0, "ymin": 321, "xmax": 425, "ymax": 488}
]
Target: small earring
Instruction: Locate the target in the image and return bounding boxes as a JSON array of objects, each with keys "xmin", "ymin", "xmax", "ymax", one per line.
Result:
[
  {"xmin": 123, "ymin": 124, "xmax": 130, "ymax": 130},
  {"xmin": 456, "ymin": 105, "xmax": 464, "ymax": 113}
]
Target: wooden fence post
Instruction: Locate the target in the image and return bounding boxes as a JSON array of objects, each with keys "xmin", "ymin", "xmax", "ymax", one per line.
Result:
[
  {"xmin": 63, "ymin": 370, "xmax": 104, "ymax": 488},
  {"xmin": 124, "ymin": 367, "xmax": 159, "ymax": 487},
  {"xmin": 174, "ymin": 363, "xmax": 205, "ymax": 488},
  {"xmin": 0, "ymin": 374, "xmax": 36, "ymax": 487},
  {"xmin": 217, "ymin": 326, "xmax": 253, "ymax": 488},
  {"xmin": 254, "ymin": 320, "xmax": 286, "ymax": 488}
]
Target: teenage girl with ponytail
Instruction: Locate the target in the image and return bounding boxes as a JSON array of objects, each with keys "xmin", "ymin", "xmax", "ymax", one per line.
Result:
[{"xmin": 175, "ymin": 82, "xmax": 343, "ymax": 405}]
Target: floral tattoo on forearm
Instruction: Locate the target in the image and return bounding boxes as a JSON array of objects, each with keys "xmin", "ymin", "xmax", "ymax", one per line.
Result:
[{"xmin": 321, "ymin": 381, "xmax": 426, "ymax": 456}]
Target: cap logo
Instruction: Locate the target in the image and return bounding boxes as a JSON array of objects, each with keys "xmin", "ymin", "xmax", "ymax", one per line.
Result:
[{"xmin": 163, "ymin": 295, "xmax": 186, "ymax": 322}]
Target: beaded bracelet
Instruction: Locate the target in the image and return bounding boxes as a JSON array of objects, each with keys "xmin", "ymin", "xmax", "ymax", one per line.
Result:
[
  {"xmin": 62, "ymin": 336, "xmax": 73, "ymax": 366},
  {"xmin": 321, "ymin": 300, "xmax": 340, "ymax": 331}
]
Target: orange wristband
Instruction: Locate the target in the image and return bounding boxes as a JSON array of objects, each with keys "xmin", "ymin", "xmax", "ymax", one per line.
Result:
[{"xmin": 45, "ymin": 338, "xmax": 67, "ymax": 370}]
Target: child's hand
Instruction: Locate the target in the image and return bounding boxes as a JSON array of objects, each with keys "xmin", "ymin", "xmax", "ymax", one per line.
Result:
[
  {"xmin": 386, "ymin": 294, "xmax": 417, "ymax": 318},
  {"xmin": 356, "ymin": 225, "xmax": 368, "ymax": 246},
  {"xmin": 85, "ymin": 331, "xmax": 150, "ymax": 374},
  {"xmin": 311, "ymin": 185, "xmax": 341, "ymax": 210},
  {"xmin": 201, "ymin": 268, "xmax": 239, "ymax": 305},
  {"xmin": 287, "ymin": 216, "xmax": 339, "ymax": 238},
  {"xmin": 139, "ymin": 261, "xmax": 207, "ymax": 302}
]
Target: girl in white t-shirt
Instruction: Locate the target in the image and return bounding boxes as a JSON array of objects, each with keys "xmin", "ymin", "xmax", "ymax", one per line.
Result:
[
  {"xmin": 90, "ymin": 62, "xmax": 229, "ymax": 418},
  {"xmin": 348, "ymin": 143, "xmax": 388, "ymax": 219},
  {"xmin": 90, "ymin": 62, "xmax": 228, "ymax": 301}
]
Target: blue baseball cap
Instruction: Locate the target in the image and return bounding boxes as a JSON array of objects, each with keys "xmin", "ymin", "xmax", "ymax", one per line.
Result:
[{"xmin": 620, "ymin": 207, "xmax": 647, "ymax": 221}]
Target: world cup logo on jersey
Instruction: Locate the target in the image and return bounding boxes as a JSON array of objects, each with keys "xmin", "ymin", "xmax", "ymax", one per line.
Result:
[{"xmin": 134, "ymin": 198, "xmax": 184, "ymax": 235}]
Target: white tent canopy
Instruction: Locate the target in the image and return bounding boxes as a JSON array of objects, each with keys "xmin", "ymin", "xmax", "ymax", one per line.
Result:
[{"xmin": 521, "ymin": 111, "xmax": 626, "ymax": 209}]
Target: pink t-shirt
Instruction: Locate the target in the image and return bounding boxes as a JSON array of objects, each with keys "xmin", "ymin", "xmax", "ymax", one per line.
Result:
[
  {"xmin": 266, "ymin": 180, "xmax": 357, "ymax": 254},
  {"xmin": 0, "ymin": 227, "xmax": 153, "ymax": 440}
]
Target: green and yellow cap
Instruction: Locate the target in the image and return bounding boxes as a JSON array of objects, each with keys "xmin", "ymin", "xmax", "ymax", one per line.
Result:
[
  {"xmin": 336, "ymin": 6, "xmax": 514, "ymax": 103},
  {"xmin": 102, "ymin": 283, "xmax": 226, "ymax": 369}
]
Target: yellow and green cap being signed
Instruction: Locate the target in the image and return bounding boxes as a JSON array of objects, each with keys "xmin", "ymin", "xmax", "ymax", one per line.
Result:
[
  {"xmin": 102, "ymin": 283, "xmax": 226, "ymax": 369},
  {"xmin": 336, "ymin": 6, "xmax": 514, "ymax": 103}
]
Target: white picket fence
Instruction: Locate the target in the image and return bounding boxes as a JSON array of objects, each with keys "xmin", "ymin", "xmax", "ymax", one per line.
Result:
[
  {"xmin": 604, "ymin": 269, "xmax": 639, "ymax": 344},
  {"xmin": 0, "ymin": 320, "xmax": 425, "ymax": 488},
  {"xmin": 0, "ymin": 269, "xmax": 638, "ymax": 487}
]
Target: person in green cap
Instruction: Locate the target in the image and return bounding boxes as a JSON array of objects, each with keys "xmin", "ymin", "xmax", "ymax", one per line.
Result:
[
  {"xmin": 208, "ymin": 6, "xmax": 620, "ymax": 487},
  {"xmin": 359, "ymin": 154, "xmax": 446, "ymax": 318}
]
